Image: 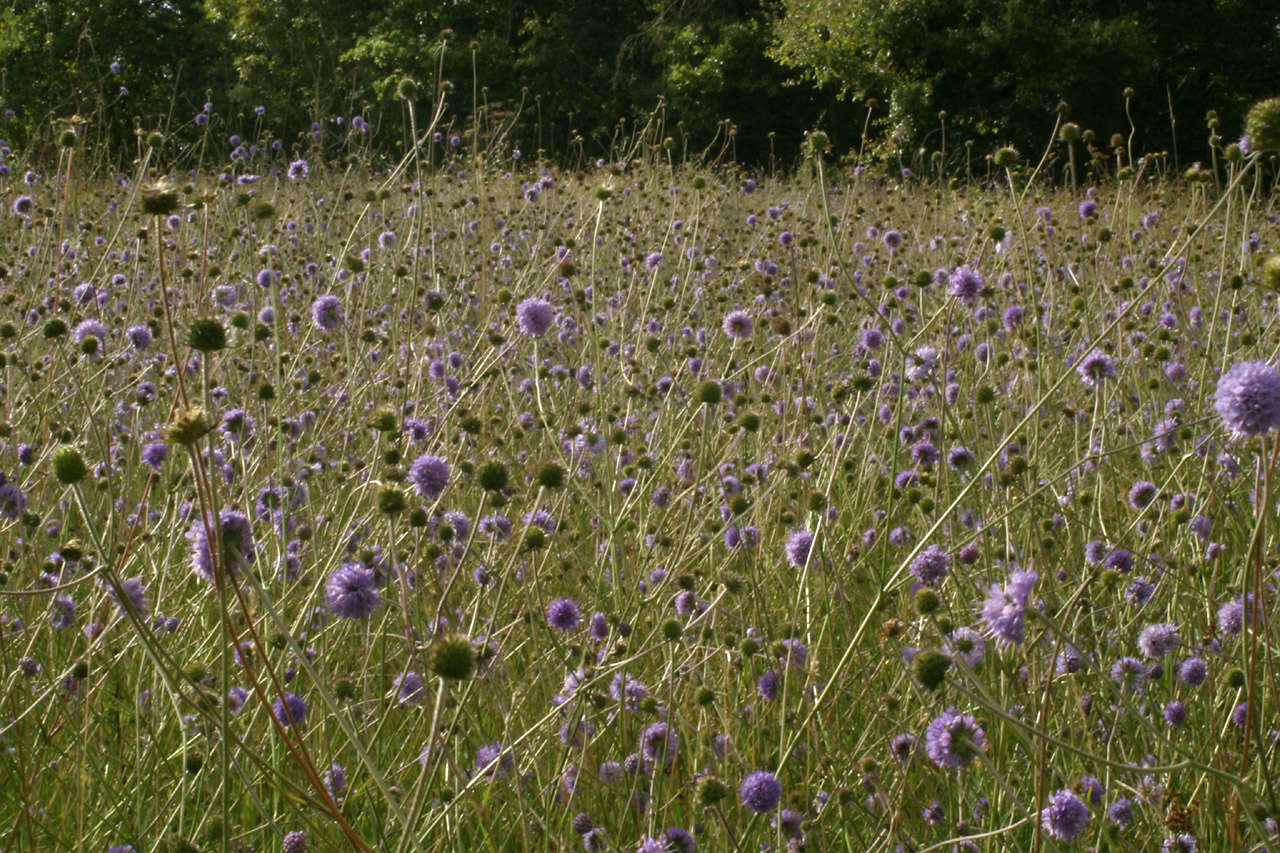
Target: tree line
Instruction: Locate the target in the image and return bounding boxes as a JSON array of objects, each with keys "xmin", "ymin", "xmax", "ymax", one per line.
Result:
[{"xmin": 2, "ymin": 0, "xmax": 1276, "ymax": 173}]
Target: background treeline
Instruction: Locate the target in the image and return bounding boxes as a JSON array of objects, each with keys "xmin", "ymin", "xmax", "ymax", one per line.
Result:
[{"xmin": 2, "ymin": 0, "xmax": 1278, "ymax": 172}]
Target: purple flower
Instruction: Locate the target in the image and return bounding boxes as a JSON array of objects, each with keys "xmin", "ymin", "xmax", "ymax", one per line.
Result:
[
  {"xmin": 473, "ymin": 742, "xmax": 513, "ymax": 779},
  {"xmin": 1231, "ymin": 701, "xmax": 1250, "ymax": 729},
  {"xmin": 979, "ymin": 569, "xmax": 1036, "ymax": 648},
  {"xmin": 1110, "ymin": 656, "xmax": 1145, "ymax": 693},
  {"xmin": 395, "ymin": 670, "xmax": 425, "ymax": 705},
  {"xmin": 890, "ymin": 733, "xmax": 917, "ymax": 763},
  {"xmin": 1041, "ymin": 788, "xmax": 1091, "ymax": 841},
  {"xmin": 516, "ymin": 297, "xmax": 555, "ymax": 337},
  {"xmin": 1079, "ymin": 199, "xmax": 1098, "ymax": 219},
  {"xmin": 924, "ymin": 707, "xmax": 986, "ymax": 769},
  {"xmin": 1108, "ymin": 797, "xmax": 1134, "ymax": 826},
  {"xmin": 943, "ymin": 626, "xmax": 985, "ymax": 668},
  {"xmin": 187, "ymin": 508, "xmax": 255, "ymax": 580},
  {"xmin": 1137, "ymin": 622, "xmax": 1179, "ymax": 658},
  {"xmin": 722, "ymin": 309, "xmax": 754, "ymax": 339},
  {"xmin": 909, "ymin": 544, "xmax": 951, "ymax": 585},
  {"xmin": 107, "ymin": 577, "xmax": 148, "ymax": 618},
  {"xmin": 1163, "ymin": 700, "xmax": 1186, "ymax": 727},
  {"xmin": 311, "ymin": 294, "xmax": 343, "ymax": 331},
  {"xmin": 408, "ymin": 454, "xmax": 450, "ymax": 499},
  {"xmin": 1077, "ymin": 349, "xmax": 1115, "ymax": 388},
  {"xmin": 947, "ymin": 265, "xmax": 984, "ymax": 301},
  {"xmin": 739, "ymin": 770, "xmax": 782, "ymax": 813},
  {"xmin": 1128, "ymin": 480, "xmax": 1157, "ymax": 509},
  {"xmin": 287, "ymin": 159, "xmax": 309, "ymax": 180},
  {"xmin": 757, "ymin": 669, "xmax": 780, "ymax": 701},
  {"xmin": 784, "ymin": 528, "xmax": 814, "ymax": 567},
  {"xmin": 1214, "ymin": 361, "xmax": 1280, "ymax": 437},
  {"xmin": 282, "ymin": 831, "xmax": 306, "ymax": 853},
  {"xmin": 272, "ymin": 692, "xmax": 307, "ymax": 727},
  {"xmin": 0, "ymin": 471, "xmax": 28, "ymax": 519},
  {"xmin": 325, "ymin": 563, "xmax": 381, "ymax": 619},
  {"xmin": 644, "ymin": 251, "xmax": 663, "ymax": 270},
  {"xmin": 547, "ymin": 597, "xmax": 581, "ymax": 631},
  {"xmin": 1162, "ymin": 834, "xmax": 1197, "ymax": 852},
  {"xmin": 1178, "ymin": 657, "xmax": 1207, "ymax": 687},
  {"xmin": 640, "ymin": 721, "xmax": 678, "ymax": 768}
]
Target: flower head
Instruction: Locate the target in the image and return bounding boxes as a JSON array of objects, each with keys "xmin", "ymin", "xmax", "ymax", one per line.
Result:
[
  {"xmin": 546, "ymin": 597, "xmax": 581, "ymax": 631},
  {"xmin": 516, "ymin": 298, "xmax": 555, "ymax": 337},
  {"xmin": 408, "ymin": 454, "xmax": 450, "ymax": 499},
  {"xmin": 311, "ymin": 294, "xmax": 343, "ymax": 332},
  {"xmin": 1214, "ymin": 361, "xmax": 1280, "ymax": 437},
  {"xmin": 1041, "ymin": 788, "xmax": 1091, "ymax": 841},
  {"xmin": 784, "ymin": 528, "xmax": 814, "ymax": 568},
  {"xmin": 909, "ymin": 544, "xmax": 951, "ymax": 585},
  {"xmin": 325, "ymin": 563, "xmax": 381, "ymax": 619},
  {"xmin": 739, "ymin": 770, "xmax": 782, "ymax": 813}
]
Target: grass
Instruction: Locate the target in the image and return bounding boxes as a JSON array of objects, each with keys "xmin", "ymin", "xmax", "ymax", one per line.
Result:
[{"xmin": 0, "ymin": 127, "xmax": 1279, "ymax": 852}]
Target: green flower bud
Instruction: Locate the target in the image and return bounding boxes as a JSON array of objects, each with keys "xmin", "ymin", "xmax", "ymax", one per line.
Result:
[
  {"xmin": 186, "ymin": 318, "xmax": 227, "ymax": 353},
  {"xmin": 428, "ymin": 633, "xmax": 475, "ymax": 680},
  {"xmin": 1262, "ymin": 256, "xmax": 1280, "ymax": 293},
  {"xmin": 1245, "ymin": 97, "xmax": 1280, "ymax": 153},
  {"xmin": 164, "ymin": 408, "xmax": 214, "ymax": 446},
  {"xmin": 52, "ymin": 446, "xmax": 88, "ymax": 485},
  {"xmin": 140, "ymin": 179, "xmax": 180, "ymax": 216},
  {"xmin": 993, "ymin": 146, "xmax": 1020, "ymax": 167},
  {"xmin": 911, "ymin": 649, "xmax": 951, "ymax": 691}
]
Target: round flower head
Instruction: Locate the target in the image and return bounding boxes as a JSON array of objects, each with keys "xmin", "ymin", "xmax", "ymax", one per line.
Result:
[
  {"xmin": 640, "ymin": 721, "xmax": 678, "ymax": 768},
  {"xmin": 739, "ymin": 770, "xmax": 782, "ymax": 813},
  {"xmin": 311, "ymin": 294, "xmax": 343, "ymax": 332},
  {"xmin": 1137, "ymin": 622, "xmax": 1180, "ymax": 658},
  {"xmin": 924, "ymin": 707, "xmax": 986, "ymax": 769},
  {"xmin": 1214, "ymin": 361, "xmax": 1280, "ymax": 438},
  {"xmin": 722, "ymin": 309, "xmax": 754, "ymax": 339},
  {"xmin": 287, "ymin": 159, "xmax": 309, "ymax": 180},
  {"xmin": 516, "ymin": 297, "xmax": 555, "ymax": 337},
  {"xmin": 1041, "ymin": 788, "xmax": 1091, "ymax": 841},
  {"xmin": 546, "ymin": 597, "xmax": 581, "ymax": 631},
  {"xmin": 980, "ymin": 569, "xmax": 1036, "ymax": 648},
  {"xmin": 272, "ymin": 692, "xmax": 307, "ymax": 728},
  {"xmin": 325, "ymin": 563, "xmax": 381, "ymax": 619},
  {"xmin": 909, "ymin": 544, "xmax": 951, "ymax": 585},
  {"xmin": 947, "ymin": 265, "xmax": 984, "ymax": 301},
  {"xmin": 783, "ymin": 528, "xmax": 814, "ymax": 568},
  {"xmin": 1077, "ymin": 349, "xmax": 1115, "ymax": 388},
  {"xmin": 408, "ymin": 454, "xmax": 450, "ymax": 499}
]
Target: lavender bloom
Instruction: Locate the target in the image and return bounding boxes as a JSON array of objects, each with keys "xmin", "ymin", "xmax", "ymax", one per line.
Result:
[
  {"xmin": 325, "ymin": 563, "xmax": 381, "ymax": 619},
  {"xmin": 187, "ymin": 508, "xmax": 255, "ymax": 580},
  {"xmin": 408, "ymin": 455, "xmax": 450, "ymax": 499},
  {"xmin": 1128, "ymin": 480, "xmax": 1157, "ymax": 509},
  {"xmin": 1162, "ymin": 834, "xmax": 1197, "ymax": 852},
  {"xmin": 272, "ymin": 692, "xmax": 307, "ymax": 728},
  {"xmin": 1164, "ymin": 700, "xmax": 1187, "ymax": 727},
  {"xmin": 287, "ymin": 159, "xmax": 309, "ymax": 180},
  {"xmin": 126, "ymin": 324, "xmax": 152, "ymax": 350},
  {"xmin": 924, "ymin": 707, "xmax": 986, "ymax": 769},
  {"xmin": 640, "ymin": 722, "xmax": 678, "ymax": 768},
  {"xmin": 1110, "ymin": 656, "xmax": 1146, "ymax": 693},
  {"xmin": 311, "ymin": 294, "xmax": 343, "ymax": 331},
  {"xmin": 1214, "ymin": 361, "xmax": 1280, "ymax": 437},
  {"xmin": 547, "ymin": 597, "xmax": 581, "ymax": 631},
  {"xmin": 473, "ymin": 742, "xmax": 514, "ymax": 779},
  {"xmin": 909, "ymin": 544, "xmax": 951, "ymax": 585},
  {"xmin": 516, "ymin": 298, "xmax": 555, "ymax": 337},
  {"xmin": 890, "ymin": 733, "xmax": 917, "ymax": 763},
  {"xmin": 784, "ymin": 528, "xmax": 814, "ymax": 568},
  {"xmin": 947, "ymin": 265, "xmax": 984, "ymax": 301},
  {"xmin": 739, "ymin": 770, "xmax": 782, "ymax": 813},
  {"xmin": 1178, "ymin": 657, "xmax": 1207, "ymax": 687},
  {"xmin": 1077, "ymin": 349, "xmax": 1115, "ymax": 388},
  {"xmin": 722, "ymin": 309, "xmax": 754, "ymax": 339},
  {"xmin": 0, "ymin": 471, "xmax": 28, "ymax": 519},
  {"xmin": 1041, "ymin": 788, "xmax": 1091, "ymax": 841},
  {"xmin": 979, "ymin": 569, "xmax": 1036, "ymax": 648},
  {"xmin": 1137, "ymin": 622, "xmax": 1180, "ymax": 658},
  {"xmin": 395, "ymin": 670, "xmax": 425, "ymax": 705},
  {"xmin": 943, "ymin": 627, "xmax": 985, "ymax": 668},
  {"xmin": 1108, "ymin": 797, "xmax": 1134, "ymax": 826},
  {"xmin": 107, "ymin": 577, "xmax": 148, "ymax": 618}
]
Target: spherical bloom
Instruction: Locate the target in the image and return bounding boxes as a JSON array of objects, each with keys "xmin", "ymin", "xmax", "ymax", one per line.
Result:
[
  {"xmin": 395, "ymin": 670, "xmax": 425, "ymax": 705},
  {"xmin": 1077, "ymin": 349, "xmax": 1115, "ymax": 388},
  {"xmin": 979, "ymin": 569, "xmax": 1036, "ymax": 648},
  {"xmin": 947, "ymin": 265, "xmax": 984, "ymax": 301},
  {"xmin": 1040, "ymin": 788, "xmax": 1091, "ymax": 841},
  {"xmin": 1214, "ymin": 361, "xmax": 1280, "ymax": 437},
  {"xmin": 272, "ymin": 692, "xmax": 307, "ymax": 727},
  {"xmin": 1162, "ymin": 833, "xmax": 1197, "ymax": 852},
  {"xmin": 516, "ymin": 297, "xmax": 555, "ymax": 337},
  {"xmin": 757, "ymin": 669, "xmax": 780, "ymax": 701},
  {"xmin": 1231, "ymin": 701, "xmax": 1250, "ymax": 729},
  {"xmin": 1108, "ymin": 797, "xmax": 1134, "ymax": 826},
  {"xmin": 325, "ymin": 563, "xmax": 381, "ymax": 619},
  {"xmin": 107, "ymin": 577, "xmax": 148, "ymax": 618},
  {"xmin": 1137, "ymin": 622, "xmax": 1180, "ymax": 658},
  {"xmin": 890, "ymin": 733, "xmax": 917, "ymax": 763},
  {"xmin": 722, "ymin": 309, "xmax": 754, "ymax": 339},
  {"xmin": 1178, "ymin": 657, "xmax": 1208, "ymax": 687},
  {"xmin": 1128, "ymin": 480, "xmax": 1157, "ymax": 509},
  {"xmin": 909, "ymin": 544, "xmax": 951, "ymax": 585},
  {"xmin": 1078, "ymin": 199, "xmax": 1098, "ymax": 219},
  {"xmin": 187, "ymin": 508, "xmax": 255, "ymax": 580},
  {"xmin": 739, "ymin": 770, "xmax": 782, "ymax": 813},
  {"xmin": 943, "ymin": 626, "xmax": 985, "ymax": 668},
  {"xmin": 546, "ymin": 597, "xmax": 581, "ymax": 631},
  {"xmin": 1163, "ymin": 700, "xmax": 1186, "ymax": 727},
  {"xmin": 783, "ymin": 528, "xmax": 814, "ymax": 567},
  {"xmin": 1110, "ymin": 656, "xmax": 1145, "ymax": 693},
  {"xmin": 282, "ymin": 830, "xmax": 307, "ymax": 853},
  {"xmin": 924, "ymin": 707, "xmax": 986, "ymax": 769},
  {"xmin": 73, "ymin": 319, "xmax": 107, "ymax": 345},
  {"xmin": 408, "ymin": 454, "xmax": 450, "ymax": 499},
  {"xmin": 0, "ymin": 471, "xmax": 28, "ymax": 520},
  {"xmin": 644, "ymin": 251, "xmax": 663, "ymax": 270},
  {"xmin": 311, "ymin": 294, "xmax": 343, "ymax": 332},
  {"xmin": 126, "ymin": 324, "xmax": 152, "ymax": 350},
  {"xmin": 287, "ymin": 159, "xmax": 309, "ymax": 180},
  {"xmin": 640, "ymin": 721, "xmax": 678, "ymax": 768},
  {"xmin": 10, "ymin": 195, "xmax": 33, "ymax": 216}
]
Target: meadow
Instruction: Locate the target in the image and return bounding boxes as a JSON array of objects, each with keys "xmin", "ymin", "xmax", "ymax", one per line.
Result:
[{"xmin": 2, "ymin": 118, "xmax": 1280, "ymax": 852}]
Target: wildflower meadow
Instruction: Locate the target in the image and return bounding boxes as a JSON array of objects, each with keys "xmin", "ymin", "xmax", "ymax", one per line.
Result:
[{"xmin": 5, "ymin": 95, "xmax": 1280, "ymax": 852}]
